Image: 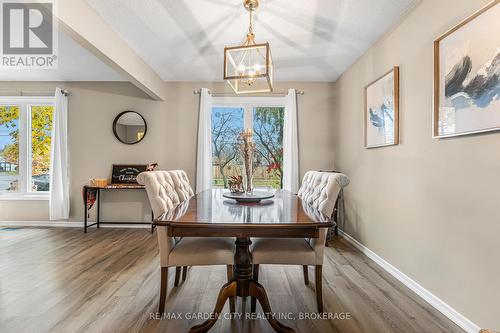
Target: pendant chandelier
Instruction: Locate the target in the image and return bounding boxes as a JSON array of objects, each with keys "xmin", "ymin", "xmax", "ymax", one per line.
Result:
[{"xmin": 224, "ymin": 0, "xmax": 273, "ymax": 94}]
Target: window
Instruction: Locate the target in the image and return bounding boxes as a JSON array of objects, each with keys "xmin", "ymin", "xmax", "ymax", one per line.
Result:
[
  {"xmin": 211, "ymin": 107, "xmax": 244, "ymax": 188},
  {"xmin": 0, "ymin": 97, "xmax": 54, "ymax": 198},
  {"xmin": 253, "ymin": 107, "xmax": 284, "ymax": 188},
  {"xmin": 211, "ymin": 97, "xmax": 285, "ymax": 189},
  {"xmin": 0, "ymin": 105, "xmax": 19, "ymax": 193}
]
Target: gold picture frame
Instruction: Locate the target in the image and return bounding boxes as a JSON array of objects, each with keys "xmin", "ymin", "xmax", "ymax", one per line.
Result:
[
  {"xmin": 364, "ymin": 66, "xmax": 400, "ymax": 148},
  {"xmin": 433, "ymin": 0, "xmax": 500, "ymax": 138}
]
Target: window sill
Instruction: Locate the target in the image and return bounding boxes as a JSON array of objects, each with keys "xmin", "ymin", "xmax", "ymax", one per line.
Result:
[{"xmin": 0, "ymin": 193, "xmax": 50, "ymax": 201}]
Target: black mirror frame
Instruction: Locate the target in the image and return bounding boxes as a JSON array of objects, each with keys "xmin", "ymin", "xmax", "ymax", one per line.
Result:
[{"xmin": 112, "ymin": 111, "xmax": 148, "ymax": 145}]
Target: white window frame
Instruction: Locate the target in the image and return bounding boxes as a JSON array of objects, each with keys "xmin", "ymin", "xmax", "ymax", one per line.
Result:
[
  {"xmin": 211, "ymin": 96, "xmax": 286, "ymax": 189},
  {"xmin": 0, "ymin": 96, "xmax": 54, "ymax": 200}
]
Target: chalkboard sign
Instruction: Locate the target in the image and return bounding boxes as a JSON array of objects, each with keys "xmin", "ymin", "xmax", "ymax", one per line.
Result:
[{"xmin": 111, "ymin": 164, "xmax": 148, "ymax": 184}]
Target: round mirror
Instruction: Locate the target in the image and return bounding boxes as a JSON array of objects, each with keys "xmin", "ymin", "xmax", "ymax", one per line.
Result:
[{"xmin": 113, "ymin": 111, "xmax": 147, "ymax": 145}]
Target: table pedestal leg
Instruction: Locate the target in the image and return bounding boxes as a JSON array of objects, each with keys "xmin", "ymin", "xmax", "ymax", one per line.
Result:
[
  {"xmin": 188, "ymin": 237, "xmax": 295, "ymax": 333},
  {"xmin": 248, "ymin": 280, "xmax": 295, "ymax": 333},
  {"xmin": 188, "ymin": 281, "xmax": 237, "ymax": 333}
]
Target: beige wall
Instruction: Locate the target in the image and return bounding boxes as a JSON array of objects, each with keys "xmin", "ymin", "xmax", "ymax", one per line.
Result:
[
  {"xmin": 332, "ymin": 0, "xmax": 499, "ymax": 330},
  {"xmin": 0, "ymin": 81, "xmax": 335, "ymax": 222}
]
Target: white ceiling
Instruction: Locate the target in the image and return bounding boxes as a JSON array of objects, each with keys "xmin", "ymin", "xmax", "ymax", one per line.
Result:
[
  {"xmin": 1, "ymin": 0, "xmax": 419, "ymax": 82},
  {"xmin": 0, "ymin": 29, "xmax": 124, "ymax": 81},
  {"xmin": 85, "ymin": 0, "xmax": 419, "ymax": 82}
]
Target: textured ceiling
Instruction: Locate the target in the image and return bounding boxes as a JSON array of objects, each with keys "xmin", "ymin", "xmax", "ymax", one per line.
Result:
[
  {"xmin": 86, "ymin": 0, "xmax": 419, "ymax": 82},
  {"xmin": 1, "ymin": 0, "xmax": 419, "ymax": 82}
]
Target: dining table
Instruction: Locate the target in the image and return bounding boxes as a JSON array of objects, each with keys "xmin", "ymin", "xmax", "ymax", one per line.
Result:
[{"xmin": 154, "ymin": 189, "xmax": 334, "ymax": 333}]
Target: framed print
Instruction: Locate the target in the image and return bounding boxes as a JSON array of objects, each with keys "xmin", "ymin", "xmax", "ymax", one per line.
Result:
[
  {"xmin": 434, "ymin": 0, "xmax": 500, "ymax": 138},
  {"xmin": 364, "ymin": 66, "xmax": 400, "ymax": 148}
]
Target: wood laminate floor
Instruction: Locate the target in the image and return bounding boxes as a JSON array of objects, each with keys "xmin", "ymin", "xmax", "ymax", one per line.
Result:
[{"xmin": 0, "ymin": 227, "xmax": 465, "ymax": 333}]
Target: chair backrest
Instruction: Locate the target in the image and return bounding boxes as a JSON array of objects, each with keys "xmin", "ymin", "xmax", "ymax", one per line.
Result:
[
  {"xmin": 168, "ymin": 170, "xmax": 195, "ymax": 203},
  {"xmin": 299, "ymin": 171, "xmax": 350, "ymax": 264},
  {"xmin": 298, "ymin": 171, "xmax": 350, "ymax": 218},
  {"xmin": 137, "ymin": 170, "xmax": 194, "ymax": 268},
  {"xmin": 137, "ymin": 170, "xmax": 194, "ymax": 219}
]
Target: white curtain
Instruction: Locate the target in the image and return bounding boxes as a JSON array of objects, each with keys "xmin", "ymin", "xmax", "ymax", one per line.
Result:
[
  {"xmin": 196, "ymin": 88, "xmax": 213, "ymax": 193},
  {"xmin": 49, "ymin": 88, "xmax": 70, "ymax": 220},
  {"xmin": 282, "ymin": 88, "xmax": 299, "ymax": 193}
]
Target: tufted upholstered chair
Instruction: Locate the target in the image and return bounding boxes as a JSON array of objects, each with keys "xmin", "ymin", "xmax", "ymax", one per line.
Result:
[
  {"xmin": 137, "ymin": 170, "xmax": 235, "ymax": 314},
  {"xmin": 250, "ymin": 171, "xmax": 350, "ymax": 313}
]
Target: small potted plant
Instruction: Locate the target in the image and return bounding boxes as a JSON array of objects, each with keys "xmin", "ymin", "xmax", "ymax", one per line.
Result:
[{"xmin": 228, "ymin": 175, "xmax": 244, "ymax": 193}]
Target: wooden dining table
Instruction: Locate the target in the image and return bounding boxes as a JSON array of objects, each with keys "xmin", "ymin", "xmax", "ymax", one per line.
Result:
[{"xmin": 154, "ymin": 189, "xmax": 334, "ymax": 333}]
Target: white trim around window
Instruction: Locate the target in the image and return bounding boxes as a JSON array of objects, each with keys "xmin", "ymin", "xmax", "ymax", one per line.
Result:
[
  {"xmin": 0, "ymin": 96, "xmax": 54, "ymax": 200},
  {"xmin": 212, "ymin": 96, "xmax": 286, "ymax": 107}
]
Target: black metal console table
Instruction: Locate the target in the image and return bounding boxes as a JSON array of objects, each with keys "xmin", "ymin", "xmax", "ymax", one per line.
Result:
[{"xmin": 83, "ymin": 184, "xmax": 153, "ymax": 233}]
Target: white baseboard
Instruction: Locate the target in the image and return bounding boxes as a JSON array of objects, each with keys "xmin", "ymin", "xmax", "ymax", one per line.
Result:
[
  {"xmin": 339, "ymin": 230, "xmax": 480, "ymax": 333},
  {"xmin": 0, "ymin": 220, "xmax": 83, "ymax": 227},
  {"xmin": 0, "ymin": 221, "xmax": 151, "ymax": 229}
]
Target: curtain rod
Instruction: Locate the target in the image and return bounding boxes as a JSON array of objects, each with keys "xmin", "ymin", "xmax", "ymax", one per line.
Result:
[
  {"xmin": 0, "ymin": 89, "xmax": 70, "ymax": 96},
  {"xmin": 193, "ymin": 89, "xmax": 304, "ymax": 97}
]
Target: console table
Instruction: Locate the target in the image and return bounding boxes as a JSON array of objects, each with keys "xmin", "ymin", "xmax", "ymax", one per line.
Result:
[{"xmin": 83, "ymin": 184, "xmax": 153, "ymax": 233}]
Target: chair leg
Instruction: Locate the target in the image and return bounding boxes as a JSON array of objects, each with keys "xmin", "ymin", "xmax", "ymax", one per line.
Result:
[
  {"xmin": 182, "ymin": 266, "xmax": 188, "ymax": 281},
  {"xmin": 302, "ymin": 265, "xmax": 309, "ymax": 285},
  {"xmin": 158, "ymin": 267, "xmax": 168, "ymax": 313},
  {"xmin": 174, "ymin": 267, "xmax": 181, "ymax": 286},
  {"xmin": 251, "ymin": 264, "xmax": 259, "ymax": 313},
  {"xmin": 315, "ymin": 265, "xmax": 323, "ymax": 313},
  {"xmin": 226, "ymin": 265, "xmax": 235, "ymax": 314}
]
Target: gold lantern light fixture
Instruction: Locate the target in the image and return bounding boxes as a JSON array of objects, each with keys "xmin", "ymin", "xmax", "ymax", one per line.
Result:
[{"xmin": 224, "ymin": 0, "xmax": 273, "ymax": 94}]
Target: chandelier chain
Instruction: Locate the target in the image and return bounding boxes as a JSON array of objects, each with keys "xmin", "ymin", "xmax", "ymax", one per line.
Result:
[{"xmin": 248, "ymin": 10, "xmax": 253, "ymax": 34}]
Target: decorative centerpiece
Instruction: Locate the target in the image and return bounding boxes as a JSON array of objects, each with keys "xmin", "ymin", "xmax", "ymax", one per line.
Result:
[
  {"xmin": 223, "ymin": 129, "xmax": 274, "ymax": 204},
  {"xmin": 222, "ymin": 190, "xmax": 275, "ymax": 203},
  {"xmin": 238, "ymin": 129, "xmax": 256, "ymax": 194},
  {"xmin": 228, "ymin": 175, "xmax": 244, "ymax": 193}
]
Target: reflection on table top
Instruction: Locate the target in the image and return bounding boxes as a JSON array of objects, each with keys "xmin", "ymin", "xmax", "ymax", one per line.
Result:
[{"xmin": 155, "ymin": 189, "xmax": 333, "ymax": 228}]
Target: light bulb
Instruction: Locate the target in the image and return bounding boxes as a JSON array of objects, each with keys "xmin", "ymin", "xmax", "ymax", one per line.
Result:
[
  {"xmin": 237, "ymin": 64, "xmax": 246, "ymax": 73},
  {"xmin": 254, "ymin": 64, "xmax": 261, "ymax": 72}
]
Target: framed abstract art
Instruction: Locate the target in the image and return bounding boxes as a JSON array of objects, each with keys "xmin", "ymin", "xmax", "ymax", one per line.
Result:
[
  {"xmin": 364, "ymin": 66, "xmax": 400, "ymax": 148},
  {"xmin": 434, "ymin": 0, "xmax": 500, "ymax": 138}
]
